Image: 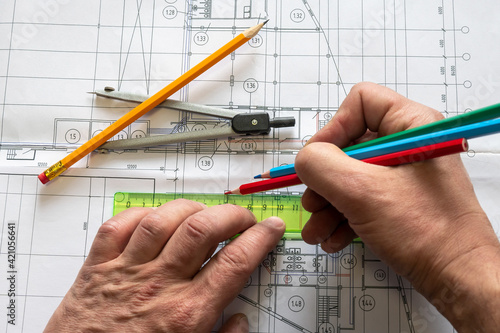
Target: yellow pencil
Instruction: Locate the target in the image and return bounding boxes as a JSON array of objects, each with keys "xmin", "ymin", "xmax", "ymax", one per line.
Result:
[{"xmin": 39, "ymin": 20, "xmax": 268, "ymax": 184}]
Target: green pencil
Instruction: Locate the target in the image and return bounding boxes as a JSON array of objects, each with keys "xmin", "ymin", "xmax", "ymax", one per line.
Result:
[{"xmin": 343, "ymin": 103, "xmax": 500, "ymax": 152}]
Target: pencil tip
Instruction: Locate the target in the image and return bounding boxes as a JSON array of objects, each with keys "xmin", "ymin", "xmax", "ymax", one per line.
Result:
[
  {"xmin": 87, "ymin": 91, "xmax": 96, "ymax": 94},
  {"xmin": 258, "ymin": 170, "xmax": 271, "ymax": 179},
  {"xmin": 224, "ymin": 190, "xmax": 232, "ymax": 195},
  {"xmin": 263, "ymin": 19, "xmax": 269, "ymax": 25},
  {"xmin": 254, "ymin": 174, "xmax": 262, "ymax": 179},
  {"xmin": 244, "ymin": 20, "xmax": 268, "ymax": 38}
]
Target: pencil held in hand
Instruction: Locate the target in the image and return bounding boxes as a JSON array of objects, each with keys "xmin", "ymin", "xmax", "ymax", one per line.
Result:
[
  {"xmin": 361, "ymin": 137, "xmax": 468, "ymax": 166},
  {"xmin": 225, "ymin": 174, "xmax": 302, "ymax": 195},
  {"xmin": 229, "ymin": 138, "xmax": 468, "ymax": 195},
  {"xmin": 38, "ymin": 21, "xmax": 268, "ymax": 184}
]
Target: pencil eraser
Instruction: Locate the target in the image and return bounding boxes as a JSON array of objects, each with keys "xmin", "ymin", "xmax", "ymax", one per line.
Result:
[{"xmin": 38, "ymin": 172, "xmax": 49, "ymax": 184}]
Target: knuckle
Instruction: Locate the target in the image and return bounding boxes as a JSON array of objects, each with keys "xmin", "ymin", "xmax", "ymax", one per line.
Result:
[
  {"xmin": 97, "ymin": 218, "xmax": 122, "ymax": 236},
  {"xmin": 138, "ymin": 213, "xmax": 167, "ymax": 238},
  {"xmin": 183, "ymin": 213, "xmax": 213, "ymax": 241},
  {"xmin": 216, "ymin": 243, "xmax": 253, "ymax": 276}
]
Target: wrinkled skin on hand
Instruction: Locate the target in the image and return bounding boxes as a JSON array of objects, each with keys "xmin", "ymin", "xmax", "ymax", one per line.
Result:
[
  {"xmin": 44, "ymin": 199, "xmax": 285, "ymax": 332},
  {"xmin": 295, "ymin": 82, "xmax": 500, "ymax": 332}
]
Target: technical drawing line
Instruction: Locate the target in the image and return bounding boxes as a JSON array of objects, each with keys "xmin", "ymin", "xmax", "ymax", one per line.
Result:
[
  {"xmin": 0, "ymin": 0, "xmax": 17, "ymax": 145},
  {"xmin": 118, "ymin": 0, "xmax": 147, "ymax": 91},
  {"xmin": 237, "ymin": 294, "xmax": 313, "ymax": 333},
  {"xmin": 302, "ymin": 0, "xmax": 347, "ymax": 96},
  {"xmin": 0, "ymin": 2, "xmax": 486, "ymax": 332},
  {"xmin": 397, "ymin": 275, "xmax": 416, "ymax": 333},
  {"xmin": 147, "ymin": 0, "xmax": 156, "ymax": 95},
  {"xmin": 134, "ymin": 0, "xmax": 150, "ymax": 94}
]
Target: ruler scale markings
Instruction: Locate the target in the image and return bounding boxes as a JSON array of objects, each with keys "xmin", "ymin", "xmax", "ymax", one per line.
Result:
[{"xmin": 113, "ymin": 193, "xmax": 310, "ymax": 239}]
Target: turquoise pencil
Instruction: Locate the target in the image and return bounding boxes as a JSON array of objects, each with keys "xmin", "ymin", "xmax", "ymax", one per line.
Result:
[{"xmin": 256, "ymin": 117, "xmax": 500, "ymax": 178}]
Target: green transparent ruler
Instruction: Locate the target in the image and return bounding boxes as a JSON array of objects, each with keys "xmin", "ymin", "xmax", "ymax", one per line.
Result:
[{"xmin": 113, "ymin": 192, "xmax": 312, "ymax": 239}]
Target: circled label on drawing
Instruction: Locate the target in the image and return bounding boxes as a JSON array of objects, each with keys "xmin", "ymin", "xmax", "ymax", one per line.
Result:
[
  {"xmin": 290, "ymin": 9, "xmax": 305, "ymax": 23},
  {"xmin": 163, "ymin": 6, "xmax": 178, "ymax": 19},
  {"xmin": 198, "ymin": 156, "xmax": 213, "ymax": 171},
  {"xmin": 318, "ymin": 323, "xmax": 335, "ymax": 333},
  {"xmin": 288, "ymin": 295, "xmax": 305, "ymax": 312},
  {"xmin": 194, "ymin": 32, "xmax": 209, "ymax": 46},
  {"xmin": 340, "ymin": 253, "xmax": 357, "ymax": 270},
  {"xmin": 374, "ymin": 269, "xmax": 387, "ymax": 281},
  {"xmin": 243, "ymin": 78, "xmax": 258, "ymax": 93},
  {"xmin": 248, "ymin": 34, "xmax": 263, "ymax": 48},
  {"xmin": 113, "ymin": 131, "xmax": 128, "ymax": 141},
  {"xmin": 191, "ymin": 124, "xmax": 207, "ymax": 131},
  {"xmin": 241, "ymin": 139, "xmax": 257, "ymax": 153},
  {"xmin": 359, "ymin": 295, "xmax": 376, "ymax": 311},
  {"xmin": 131, "ymin": 130, "xmax": 146, "ymax": 139},
  {"xmin": 65, "ymin": 129, "xmax": 81, "ymax": 144}
]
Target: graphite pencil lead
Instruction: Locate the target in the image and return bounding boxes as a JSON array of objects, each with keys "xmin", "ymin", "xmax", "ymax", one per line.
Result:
[{"xmin": 243, "ymin": 21, "xmax": 267, "ymax": 38}]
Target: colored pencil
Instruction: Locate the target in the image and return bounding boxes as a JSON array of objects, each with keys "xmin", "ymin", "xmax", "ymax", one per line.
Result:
[
  {"xmin": 229, "ymin": 138, "xmax": 468, "ymax": 195},
  {"xmin": 39, "ymin": 21, "xmax": 268, "ymax": 184},
  {"xmin": 255, "ymin": 116, "xmax": 500, "ymax": 178},
  {"xmin": 342, "ymin": 103, "xmax": 500, "ymax": 152},
  {"xmin": 225, "ymin": 174, "xmax": 302, "ymax": 195}
]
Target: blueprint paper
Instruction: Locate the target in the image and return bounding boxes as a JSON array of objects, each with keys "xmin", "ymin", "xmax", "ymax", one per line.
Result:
[{"xmin": 1, "ymin": 0, "xmax": 500, "ymax": 332}]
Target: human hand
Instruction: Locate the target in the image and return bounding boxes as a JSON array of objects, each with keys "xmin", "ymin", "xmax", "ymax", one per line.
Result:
[
  {"xmin": 294, "ymin": 82, "xmax": 500, "ymax": 330},
  {"xmin": 44, "ymin": 199, "xmax": 285, "ymax": 332}
]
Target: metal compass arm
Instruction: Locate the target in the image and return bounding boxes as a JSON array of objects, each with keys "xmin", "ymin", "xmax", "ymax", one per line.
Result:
[
  {"xmin": 91, "ymin": 87, "xmax": 240, "ymax": 119},
  {"xmin": 91, "ymin": 87, "xmax": 295, "ymax": 152}
]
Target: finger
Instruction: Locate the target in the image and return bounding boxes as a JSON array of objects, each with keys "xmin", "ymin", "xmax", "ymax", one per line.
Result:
[
  {"xmin": 307, "ymin": 82, "xmax": 443, "ymax": 148},
  {"xmin": 301, "ymin": 187, "xmax": 330, "ymax": 212},
  {"xmin": 218, "ymin": 313, "xmax": 249, "ymax": 333},
  {"xmin": 320, "ymin": 221, "xmax": 357, "ymax": 253},
  {"xmin": 120, "ymin": 199, "xmax": 206, "ymax": 265},
  {"xmin": 85, "ymin": 207, "xmax": 154, "ymax": 266},
  {"xmin": 301, "ymin": 204, "xmax": 345, "ymax": 244},
  {"xmin": 295, "ymin": 142, "xmax": 386, "ymax": 211},
  {"xmin": 195, "ymin": 217, "xmax": 285, "ymax": 312},
  {"xmin": 160, "ymin": 204, "xmax": 259, "ymax": 278}
]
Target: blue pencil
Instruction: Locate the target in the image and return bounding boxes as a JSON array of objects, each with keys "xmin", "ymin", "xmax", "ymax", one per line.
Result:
[{"xmin": 256, "ymin": 117, "xmax": 500, "ymax": 178}]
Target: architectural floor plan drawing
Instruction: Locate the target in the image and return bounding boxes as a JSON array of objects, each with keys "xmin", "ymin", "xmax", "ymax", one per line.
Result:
[{"xmin": 1, "ymin": 1, "xmax": 500, "ymax": 332}]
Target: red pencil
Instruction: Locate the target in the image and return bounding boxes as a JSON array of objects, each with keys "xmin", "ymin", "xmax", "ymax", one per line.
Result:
[
  {"xmin": 225, "ymin": 173, "xmax": 302, "ymax": 195},
  {"xmin": 361, "ymin": 137, "xmax": 468, "ymax": 165},
  {"xmin": 225, "ymin": 138, "xmax": 468, "ymax": 195}
]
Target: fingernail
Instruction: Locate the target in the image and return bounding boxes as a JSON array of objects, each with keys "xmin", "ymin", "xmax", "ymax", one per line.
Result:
[
  {"xmin": 264, "ymin": 216, "xmax": 285, "ymax": 229},
  {"xmin": 238, "ymin": 314, "xmax": 249, "ymax": 333}
]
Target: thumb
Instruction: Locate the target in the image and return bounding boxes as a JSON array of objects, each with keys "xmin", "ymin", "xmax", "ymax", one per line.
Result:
[
  {"xmin": 295, "ymin": 142, "xmax": 382, "ymax": 211},
  {"xmin": 218, "ymin": 313, "xmax": 249, "ymax": 333}
]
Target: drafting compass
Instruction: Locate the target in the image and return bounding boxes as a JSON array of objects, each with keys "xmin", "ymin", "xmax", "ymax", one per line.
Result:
[{"xmin": 91, "ymin": 87, "xmax": 295, "ymax": 152}]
